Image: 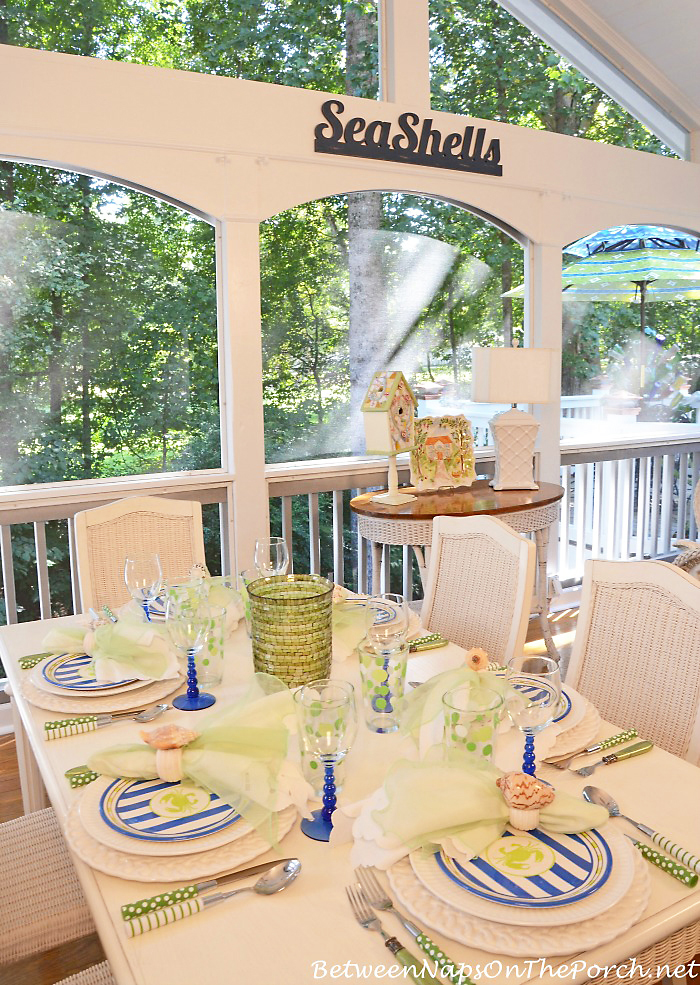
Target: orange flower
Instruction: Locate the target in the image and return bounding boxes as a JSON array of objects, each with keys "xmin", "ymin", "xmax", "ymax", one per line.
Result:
[{"xmin": 465, "ymin": 646, "xmax": 489, "ymax": 671}]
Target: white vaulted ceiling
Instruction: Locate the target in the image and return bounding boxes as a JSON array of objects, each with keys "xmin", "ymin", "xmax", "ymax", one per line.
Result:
[{"xmin": 496, "ymin": 0, "xmax": 700, "ymax": 158}]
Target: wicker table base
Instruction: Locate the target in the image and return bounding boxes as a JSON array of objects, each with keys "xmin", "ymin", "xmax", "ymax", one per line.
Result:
[{"xmin": 350, "ymin": 481, "xmax": 564, "ymax": 661}]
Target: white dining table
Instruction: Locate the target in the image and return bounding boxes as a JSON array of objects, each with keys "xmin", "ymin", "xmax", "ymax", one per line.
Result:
[{"xmin": 3, "ymin": 615, "xmax": 700, "ymax": 985}]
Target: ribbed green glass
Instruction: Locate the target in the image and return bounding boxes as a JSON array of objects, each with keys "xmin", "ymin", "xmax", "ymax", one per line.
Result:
[{"xmin": 247, "ymin": 574, "xmax": 333, "ymax": 686}]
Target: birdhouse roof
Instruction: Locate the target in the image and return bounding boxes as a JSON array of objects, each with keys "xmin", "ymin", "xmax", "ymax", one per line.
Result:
[{"xmin": 361, "ymin": 371, "xmax": 417, "ymax": 412}]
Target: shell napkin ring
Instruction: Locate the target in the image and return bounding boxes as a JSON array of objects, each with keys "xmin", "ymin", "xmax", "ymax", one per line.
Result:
[
  {"xmin": 497, "ymin": 771, "xmax": 555, "ymax": 831},
  {"xmin": 141, "ymin": 725, "xmax": 200, "ymax": 784}
]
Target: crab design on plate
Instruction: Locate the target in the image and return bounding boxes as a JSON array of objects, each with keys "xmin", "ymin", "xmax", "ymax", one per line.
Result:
[{"xmin": 494, "ymin": 841, "xmax": 546, "ymax": 871}]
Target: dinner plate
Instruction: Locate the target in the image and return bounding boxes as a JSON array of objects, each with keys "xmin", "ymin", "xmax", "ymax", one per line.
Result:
[
  {"xmin": 79, "ymin": 777, "xmax": 254, "ymax": 857},
  {"xmin": 389, "ymin": 845, "xmax": 650, "ymax": 957},
  {"xmin": 39, "ymin": 652, "xmax": 139, "ymax": 692},
  {"xmin": 410, "ymin": 823, "xmax": 634, "ymax": 926},
  {"xmin": 65, "ymin": 798, "xmax": 298, "ymax": 882}
]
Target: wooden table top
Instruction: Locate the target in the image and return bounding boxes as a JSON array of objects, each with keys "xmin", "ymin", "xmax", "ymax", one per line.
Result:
[{"xmin": 349, "ymin": 479, "xmax": 564, "ymax": 521}]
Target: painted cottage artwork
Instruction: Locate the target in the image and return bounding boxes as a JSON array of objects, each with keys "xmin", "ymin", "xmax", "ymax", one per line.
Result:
[
  {"xmin": 361, "ymin": 371, "xmax": 417, "ymax": 455},
  {"xmin": 410, "ymin": 414, "xmax": 476, "ymax": 490}
]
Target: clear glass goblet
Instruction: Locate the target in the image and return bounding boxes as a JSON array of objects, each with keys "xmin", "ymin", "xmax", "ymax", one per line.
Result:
[
  {"xmin": 294, "ymin": 678, "xmax": 357, "ymax": 842},
  {"xmin": 254, "ymin": 537, "xmax": 290, "ymax": 577},
  {"xmin": 124, "ymin": 554, "xmax": 163, "ymax": 622},
  {"xmin": 166, "ymin": 597, "xmax": 215, "ymax": 711},
  {"xmin": 505, "ymin": 655, "xmax": 561, "ymax": 776},
  {"xmin": 365, "ymin": 592, "xmax": 410, "ymax": 645}
]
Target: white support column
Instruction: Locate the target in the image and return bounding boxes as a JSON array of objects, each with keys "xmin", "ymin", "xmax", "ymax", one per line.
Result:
[
  {"xmin": 217, "ymin": 219, "xmax": 269, "ymax": 571},
  {"xmin": 524, "ymin": 242, "xmax": 563, "ymax": 486},
  {"xmin": 378, "ymin": 0, "xmax": 430, "ymax": 106}
]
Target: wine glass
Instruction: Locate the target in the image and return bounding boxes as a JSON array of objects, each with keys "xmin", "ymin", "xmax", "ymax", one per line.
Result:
[
  {"xmin": 505, "ymin": 655, "xmax": 561, "ymax": 776},
  {"xmin": 124, "ymin": 554, "xmax": 163, "ymax": 622},
  {"xmin": 166, "ymin": 597, "xmax": 215, "ymax": 711},
  {"xmin": 254, "ymin": 537, "xmax": 290, "ymax": 577},
  {"xmin": 365, "ymin": 592, "xmax": 410, "ymax": 644},
  {"xmin": 294, "ymin": 678, "xmax": 357, "ymax": 842}
]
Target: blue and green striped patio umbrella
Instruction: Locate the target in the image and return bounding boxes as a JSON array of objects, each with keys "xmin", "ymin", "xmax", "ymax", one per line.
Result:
[{"xmin": 504, "ymin": 246, "xmax": 700, "ymax": 386}]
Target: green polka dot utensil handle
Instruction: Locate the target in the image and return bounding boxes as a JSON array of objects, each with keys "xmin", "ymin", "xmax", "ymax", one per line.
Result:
[
  {"xmin": 64, "ymin": 765, "xmax": 100, "ymax": 788},
  {"xmin": 44, "ymin": 716, "xmax": 98, "ymax": 739},
  {"xmin": 597, "ymin": 728, "xmax": 638, "ymax": 750},
  {"xmin": 19, "ymin": 652, "xmax": 51, "ymax": 670},
  {"xmin": 626, "ymin": 837, "xmax": 699, "ymax": 886},
  {"xmin": 125, "ymin": 898, "xmax": 205, "ymax": 937},
  {"xmin": 121, "ymin": 884, "xmax": 204, "ymax": 920},
  {"xmin": 415, "ymin": 933, "xmax": 475, "ymax": 984}
]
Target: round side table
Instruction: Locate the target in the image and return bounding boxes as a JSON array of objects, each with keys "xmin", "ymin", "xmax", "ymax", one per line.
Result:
[{"xmin": 350, "ymin": 480, "xmax": 564, "ymax": 660}]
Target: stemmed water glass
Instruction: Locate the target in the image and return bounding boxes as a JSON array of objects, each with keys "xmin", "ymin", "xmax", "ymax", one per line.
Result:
[
  {"xmin": 365, "ymin": 592, "xmax": 410, "ymax": 644},
  {"xmin": 166, "ymin": 596, "xmax": 216, "ymax": 711},
  {"xmin": 124, "ymin": 554, "xmax": 163, "ymax": 622},
  {"xmin": 295, "ymin": 679, "xmax": 357, "ymax": 842},
  {"xmin": 505, "ymin": 655, "xmax": 561, "ymax": 776},
  {"xmin": 254, "ymin": 537, "xmax": 290, "ymax": 577}
]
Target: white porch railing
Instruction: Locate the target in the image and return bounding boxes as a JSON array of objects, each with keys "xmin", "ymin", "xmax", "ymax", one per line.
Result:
[{"xmin": 2, "ymin": 422, "xmax": 700, "ymax": 626}]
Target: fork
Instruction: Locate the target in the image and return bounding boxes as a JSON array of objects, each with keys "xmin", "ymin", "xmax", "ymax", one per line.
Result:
[
  {"xmin": 345, "ymin": 885, "xmax": 428, "ymax": 984},
  {"xmin": 355, "ymin": 867, "xmax": 470, "ymax": 984}
]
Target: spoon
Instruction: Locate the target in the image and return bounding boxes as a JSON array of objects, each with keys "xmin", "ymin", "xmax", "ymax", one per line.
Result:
[
  {"xmin": 583, "ymin": 785, "xmax": 700, "ymax": 881},
  {"xmin": 126, "ymin": 858, "xmax": 302, "ymax": 936},
  {"xmin": 45, "ymin": 704, "xmax": 169, "ymax": 740}
]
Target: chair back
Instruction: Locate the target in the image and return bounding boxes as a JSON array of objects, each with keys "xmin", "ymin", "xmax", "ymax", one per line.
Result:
[
  {"xmin": 421, "ymin": 515, "xmax": 536, "ymax": 665},
  {"xmin": 73, "ymin": 495, "xmax": 206, "ymax": 612},
  {"xmin": 566, "ymin": 559, "xmax": 700, "ymax": 762}
]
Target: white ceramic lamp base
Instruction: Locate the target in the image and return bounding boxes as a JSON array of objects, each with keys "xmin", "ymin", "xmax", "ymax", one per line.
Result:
[
  {"xmin": 372, "ymin": 456, "xmax": 416, "ymax": 506},
  {"xmin": 490, "ymin": 408, "xmax": 539, "ymax": 491}
]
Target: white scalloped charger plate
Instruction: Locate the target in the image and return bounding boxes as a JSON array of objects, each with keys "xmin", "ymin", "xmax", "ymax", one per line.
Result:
[
  {"xmin": 389, "ymin": 847, "xmax": 650, "ymax": 957},
  {"xmin": 20, "ymin": 673, "xmax": 184, "ymax": 714},
  {"xmin": 410, "ymin": 824, "xmax": 634, "ymax": 927},
  {"xmin": 66, "ymin": 799, "xmax": 297, "ymax": 882},
  {"xmin": 78, "ymin": 777, "xmax": 255, "ymax": 857},
  {"xmin": 547, "ymin": 702, "xmax": 602, "ymax": 760}
]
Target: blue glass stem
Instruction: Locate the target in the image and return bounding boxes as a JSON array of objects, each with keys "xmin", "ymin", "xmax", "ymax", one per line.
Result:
[
  {"xmin": 186, "ymin": 647, "xmax": 200, "ymax": 700},
  {"xmin": 522, "ymin": 731, "xmax": 536, "ymax": 775},
  {"xmin": 320, "ymin": 761, "xmax": 337, "ymax": 823},
  {"xmin": 141, "ymin": 599, "xmax": 151, "ymax": 622}
]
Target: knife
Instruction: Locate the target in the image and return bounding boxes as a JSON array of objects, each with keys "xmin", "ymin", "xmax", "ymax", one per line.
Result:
[
  {"xmin": 543, "ymin": 728, "xmax": 639, "ymax": 768},
  {"xmin": 121, "ymin": 857, "xmax": 296, "ymax": 920},
  {"xmin": 624, "ymin": 835, "xmax": 698, "ymax": 887},
  {"xmin": 574, "ymin": 739, "xmax": 653, "ymax": 776},
  {"xmin": 44, "ymin": 709, "xmax": 148, "ymax": 739}
]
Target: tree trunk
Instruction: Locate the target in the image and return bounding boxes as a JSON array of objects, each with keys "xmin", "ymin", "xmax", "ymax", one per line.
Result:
[
  {"xmin": 500, "ymin": 239, "xmax": 513, "ymax": 346},
  {"xmin": 49, "ymin": 292, "xmax": 63, "ymax": 425},
  {"xmin": 346, "ymin": 4, "xmax": 383, "ymax": 454}
]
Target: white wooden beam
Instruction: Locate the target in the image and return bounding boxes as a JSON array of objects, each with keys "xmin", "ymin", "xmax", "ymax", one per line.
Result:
[{"xmin": 378, "ymin": 0, "xmax": 430, "ymax": 107}]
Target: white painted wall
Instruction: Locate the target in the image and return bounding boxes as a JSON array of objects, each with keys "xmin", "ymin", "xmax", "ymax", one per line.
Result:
[{"xmin": 2, "ymin": 37, "xmax": 700, "ymax": 563}]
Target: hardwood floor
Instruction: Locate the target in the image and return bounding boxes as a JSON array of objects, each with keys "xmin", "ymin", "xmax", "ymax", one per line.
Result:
[{"xmin": 0, "ymin": 612, "xmax": 577, "ymax": 985}]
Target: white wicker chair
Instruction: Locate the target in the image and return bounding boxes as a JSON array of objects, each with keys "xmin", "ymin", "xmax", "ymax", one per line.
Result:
[
  {"xmin": 0, "ymin": 807, "xmax": 95, "ymax": 966},
  {"xmin": 566, "ymin": 559, "xmax": 700, "ymax": 762},
  {"xmin": 420, "ymin": 515, "xmax": 536, "ymax": 664},
  {"xmin": 55, "ymin": 962, "xmax": 116, "ymax": 985},
  {"xmin": 73, "ymin": 495, "xmax": 206, "ymax": 612}
]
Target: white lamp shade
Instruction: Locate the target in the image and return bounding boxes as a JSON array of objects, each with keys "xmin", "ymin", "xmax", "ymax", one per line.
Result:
[{"xmin": 471, "ymin": 347, "xmax": 558, "ymax": 404}]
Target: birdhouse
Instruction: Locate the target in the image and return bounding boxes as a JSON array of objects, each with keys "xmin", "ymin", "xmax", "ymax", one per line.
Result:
[{"xmin": 361, "ymin": 371, "xmax": 417, "ymax": 456}]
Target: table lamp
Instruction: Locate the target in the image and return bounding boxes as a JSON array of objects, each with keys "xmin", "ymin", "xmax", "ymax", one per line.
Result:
[{"xmin": 471, "ymin": 343, "xmax": 558, "ymax": 490}]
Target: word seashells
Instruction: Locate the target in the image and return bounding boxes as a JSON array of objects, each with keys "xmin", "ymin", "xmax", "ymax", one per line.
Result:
[
  {"xmin": 497, "ymin": 771, "xmax": 555, "ymax": 831},
  {"xmin": 140, "ymin": 724, "xmax": 200, "ymax": 750},
  {"xmin": 465, "ymin": 647, "xmax": 489, "ymax": 671}
]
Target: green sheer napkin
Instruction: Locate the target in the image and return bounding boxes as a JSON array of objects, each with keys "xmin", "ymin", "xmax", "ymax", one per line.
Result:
[
  {"xmin": 332, "ymin": 598, "xmax": 370, "ymax": 661},
  {"xmin": 400, "ymin": 667, "xmax": 506, "ymax": 741},
  {"xmin": 161, "ymin": 576, "xmax": 245, "ymax": 636},
  {"xmin": 42, "ymin": 612, "xmax": 179, "ymax": 682},
  {"xmin": 86, "ymin": 673, "xmax": 311, "ymax": 840},
  {"xmin": 333, "ymin": 750, "xmax": 609, "ymax": 869}
]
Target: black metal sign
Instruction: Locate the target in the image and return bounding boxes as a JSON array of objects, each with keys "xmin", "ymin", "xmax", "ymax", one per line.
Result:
[{"xmin": 314, "ymin": 99, "xmax": 502, "ymax": 177}]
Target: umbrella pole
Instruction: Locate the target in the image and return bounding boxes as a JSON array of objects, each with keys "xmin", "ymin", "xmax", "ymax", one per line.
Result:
[{"xmin": 638, "ymin": 281, "xmax": 647, "ymax": 391}]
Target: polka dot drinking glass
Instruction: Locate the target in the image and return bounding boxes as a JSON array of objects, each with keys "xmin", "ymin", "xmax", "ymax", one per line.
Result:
[
  {"xmin": 358, "ymin": 639, "xmax": 408, "ymax": 733},
  {"xmin": 295, "ymin": 678, "xmax": 357, "ymax": 842},
  {"xmin": 442, "ymin": 685, "xmax": 503, "ymax": 763}
]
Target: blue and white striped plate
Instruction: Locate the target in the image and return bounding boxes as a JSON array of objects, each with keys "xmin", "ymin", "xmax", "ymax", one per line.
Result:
[
  {"xmin": 410, "ymin": 825, "xmax": 634, "ymax": 927},
  {"xmin": 41, "ymin": 653, "xmax": 137, "ymax": 691},
  {"xmin": 99, "ymin": 778, "xmax": 241, "ymax": 843}
]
